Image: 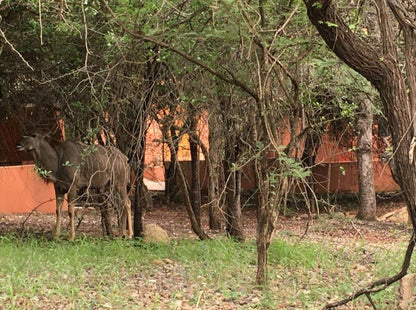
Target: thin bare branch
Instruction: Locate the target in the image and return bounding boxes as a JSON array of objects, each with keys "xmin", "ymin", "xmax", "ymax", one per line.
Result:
[
  {"xmin": 81, "ymin": 1, "xmax": 90, "ymax": 69},
  {"xmin": 0, "ymin": 28, "xmax": 34, "ymax": 71},
  {"xmin": 38, "ymin": 0, "xmax": 43, "ymax": 45}
]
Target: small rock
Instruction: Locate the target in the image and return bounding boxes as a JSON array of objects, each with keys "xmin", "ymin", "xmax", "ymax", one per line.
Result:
[{"xmin": 142, "ymin": 223, "xmax": 170, "ymax": 243}]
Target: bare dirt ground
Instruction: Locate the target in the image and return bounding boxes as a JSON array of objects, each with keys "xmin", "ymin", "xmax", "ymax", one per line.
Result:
[{"xmin": 0, "ymin": 193, "xmax": 411, "ymax": 245}]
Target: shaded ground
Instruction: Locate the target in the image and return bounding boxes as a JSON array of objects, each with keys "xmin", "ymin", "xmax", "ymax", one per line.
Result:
[{"xmin": 0, "ymin": 193, "xmax": 411, "ymax": 245}]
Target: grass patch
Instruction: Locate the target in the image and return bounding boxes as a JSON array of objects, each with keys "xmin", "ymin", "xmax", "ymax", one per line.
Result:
[
  {"xmin": 268, "ymin": 239, "xmax": 331, "ymax": 269},
  {"xmin": 0, "ymin": 234, "xmax": 409, "ymax": 309}
]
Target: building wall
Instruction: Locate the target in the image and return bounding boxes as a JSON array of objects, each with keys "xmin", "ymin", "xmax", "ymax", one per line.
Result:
[
  {"xmin": 0, "ymin": 165, "xmax": 57, "ymax": 213},
  {"xmin": 313, "ymin": 161, "xmax": 399, "ymax": 194},
  {"xmin": 0, "ymin": 115, "xmax": 400, "ymax": 214},
  {"xmin": 175, "ymin": 158, "xmax": 400, "ymax": 195}
]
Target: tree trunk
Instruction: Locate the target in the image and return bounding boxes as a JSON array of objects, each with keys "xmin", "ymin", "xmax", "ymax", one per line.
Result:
[
  {"xmin": 130, "ymin": 51, "xmax": 159, "ymax": 237},
  {"xmin": 223, "ymin": 97, "xmax": 245, "ymax": 241},
  {"xmin": 189, "ymin": 107, "xmax": 201, "ymax": 225},
  {"xmin": 223, "ymin": 156, "xmax": 244, "ymax": 241},
  {"xmin": 207, "ymin": 155, "xmax": 223, "ymax": 230},
  {"xmin": 254, "ymin": 144, "xmax": 289, "ymax": 285},
  {"xmin": 302, "ymin": 0, "xmax": 416, "ymax": 234},
  {"xmin": 189, "ymin": 127, "xmax": 224, "ymax": 231},
  {"xmin": 254, "ymin": 153, "xmax": 272, "ymax": 285},
  {"xmin": 164, "ymin": 126, "xmax": 181, "ymax": 203},
  {"xmin": 132, "ymin": 134, "xmax": 147, "ymax": 238},
  {"xmin": 300, "ymin": 130, "xmax": 321, "ymax": 213},
  {"xmin": 356, "ymin": 98, "xmax": 377, "ymax": 221},
  {"xmin": 256, "ymin": 232, "xmax": 269, "ymax": 286},
  {"xmin": 165, "ymin": 134, "xmax": 210, "ymax": 240},
  {"xmin": 207, "ymin": 103, "xmax": 224, "ymax": 230},
  {"xmin": 133, "ymin": 172, "xmax": 144, "ymax": 237},
  {"xmin": 189, "ymin": 135, "xmax": 201, "ymax": 224}
]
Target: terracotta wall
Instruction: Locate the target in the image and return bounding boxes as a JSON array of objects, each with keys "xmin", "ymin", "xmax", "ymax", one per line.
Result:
[
  {"xmin": 173, "ymin": 159, "xmax": 400, "ymax": 195},
  {"xmin": 0, "ymin": 159, "xmax": 400, "ymax": 215},
  {"xmin": 1, "ymin": 115, "xmax": 400, "ymax": 214},
  {"xmin": 312, "ymin": 161, "xmax": 399, "ymax": 194},
  {"xmin": 0, "ymin": 165, "xmax": 57, "ymax": 213}
]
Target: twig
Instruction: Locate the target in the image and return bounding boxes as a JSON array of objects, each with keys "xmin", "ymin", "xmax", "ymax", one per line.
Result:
[
  {"xmin": 365, "ymin": 292, "xmax": 377, "ymax": 310},
  {"xmin": 19, "ymin": 199, "xmax": 55, "ymax": 233},
  {"xmin": 0, "ymin": 28, "xmax": 34, "ymax": 70},
  {"xmin": 81, "ymin": 0, "xmax": 90, "ymax": 69},
  {"xmin": 38, "ymin": 0, "xmax": 43, "ymax": 45},
  {"xmin": 350, "ymin": 219, "xmax": 364, "ymax": 239},
  {"xmin": 299, "ymin": 214, "xmax": 312, "ymax": 241}
]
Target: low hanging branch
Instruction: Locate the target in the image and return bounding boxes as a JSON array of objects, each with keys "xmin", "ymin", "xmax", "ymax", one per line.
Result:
[{"xmin": 323, "ymin": 234, "xmax": 415, "ymax": 309}]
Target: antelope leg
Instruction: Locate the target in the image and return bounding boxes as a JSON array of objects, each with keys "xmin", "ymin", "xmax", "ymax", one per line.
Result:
[{"xmin": 54, "ymin": 194, "xmax": 64, "ymax": 239}]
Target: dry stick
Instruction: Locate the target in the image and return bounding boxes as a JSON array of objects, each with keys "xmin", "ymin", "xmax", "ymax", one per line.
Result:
[
  {"xmin": 365, "ymin": 292, "xmax": 377, "ymax": 310},
  {"xmin": 37, "ymin": 0, "xmax": 43, "ymax": 45},
  {"xmin": 299, "ymin": 215, "xmax": 311, "ymax": 241},
  {"xmin": 19, "ymin": 199, "xmax": 56, "ymax": 233},
  {"xmin": 322, "ymin": 233, "xmax": 416, "ymax": 309},
  {"xmin": 349, "ymin": 219, "xmax": 364, "ymax": 239},
  {"xmin": 0, "ymin": 28, "xmax": 34, "ymax": 71}
]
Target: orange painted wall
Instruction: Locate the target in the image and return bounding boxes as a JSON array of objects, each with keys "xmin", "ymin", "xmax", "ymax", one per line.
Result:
[
  {"xmin": 313, "ymin": 161, "xmax": 399, "ymax": 194},
  {"xmin": 0, "ymin": 115, "xmax": 400, "ymax": 214},
  {"xmin": 0, "ymin": 165, "xmax": 57, "ymax": 213},
  {"xmin": 145, "ymin": 118, "xmax": 400, "ymax": 193},
  {"xmin": 143, "ymin": 114, "xmax": 209, "ymax": 181},
  {"xmin": 143, "ymin": 119, "xmax": 166, "ymax": 182}
]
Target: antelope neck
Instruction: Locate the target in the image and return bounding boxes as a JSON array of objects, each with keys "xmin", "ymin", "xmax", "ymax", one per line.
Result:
[{"xmin": 31, "ymin": 140, "xmax": 59, "ymax": 179}]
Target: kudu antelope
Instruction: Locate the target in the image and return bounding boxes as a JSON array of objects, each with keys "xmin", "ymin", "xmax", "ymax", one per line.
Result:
[{"xmin": 16, "ymin": 134, "xmax": 133, "ymax": 240}]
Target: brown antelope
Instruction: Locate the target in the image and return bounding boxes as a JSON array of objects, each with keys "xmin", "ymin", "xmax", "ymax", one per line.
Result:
[{"xmin": 16, "ymin": 134, "xmax": 133, "ymax": 240}]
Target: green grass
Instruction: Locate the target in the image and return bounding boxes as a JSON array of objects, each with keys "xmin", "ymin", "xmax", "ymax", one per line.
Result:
[{"xmin": 0, "ymin": 234, "xmax": 411, "ymax": 309}]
